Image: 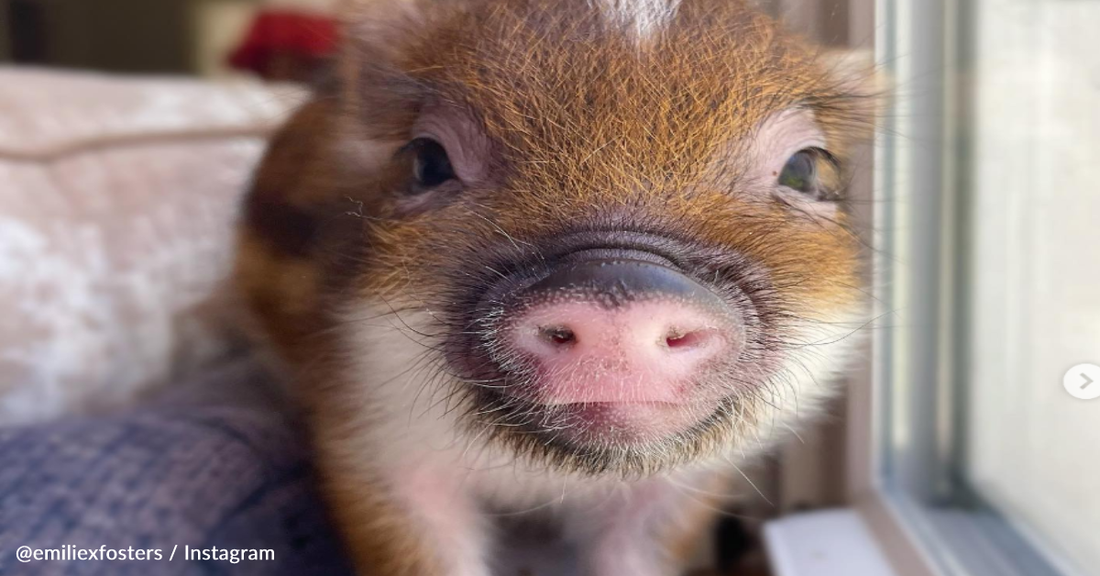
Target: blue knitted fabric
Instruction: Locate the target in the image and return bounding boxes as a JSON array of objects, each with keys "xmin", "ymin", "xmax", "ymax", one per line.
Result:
[{"xmin": 0, "ymin": 361, "xmax": 355, "ymax": 576}]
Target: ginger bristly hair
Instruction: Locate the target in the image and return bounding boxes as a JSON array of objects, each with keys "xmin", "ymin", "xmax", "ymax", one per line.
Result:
[{"xmin": 236, "ymin": 0, "xmax": 876, "ymax": 477}]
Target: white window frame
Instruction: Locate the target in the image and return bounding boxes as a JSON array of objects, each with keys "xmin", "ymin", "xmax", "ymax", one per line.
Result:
[
  {"xmin": 833, "ymin": 1, "xmax": 1079, "ymax": 575},
  {"xmin": 767, "ymin": 0, "xmax": 1090, "ymax": 574}
]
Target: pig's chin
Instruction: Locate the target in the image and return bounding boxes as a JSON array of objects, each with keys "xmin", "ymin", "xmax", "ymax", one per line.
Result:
[
  {"xmin": 477, "ymin": 381, "xmax": 727, "ymax": 452},
  {"xmin": 537, "ymin": 399, "xmax": 716, "ymax": 446}
]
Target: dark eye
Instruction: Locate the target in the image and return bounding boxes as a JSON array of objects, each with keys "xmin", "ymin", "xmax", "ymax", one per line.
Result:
[
  {"xmin": 408, "ymin": 137, "xmax": 456, "ymax": 189},
  {"xmin": 777, "ymin": 149, "xmax": 820, "ymax": 195}
]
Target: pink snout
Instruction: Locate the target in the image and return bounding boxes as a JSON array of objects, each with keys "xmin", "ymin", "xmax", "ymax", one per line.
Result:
[{"xmin": 502, "ymin": 259, "xmax": 743, "ymax": 406}]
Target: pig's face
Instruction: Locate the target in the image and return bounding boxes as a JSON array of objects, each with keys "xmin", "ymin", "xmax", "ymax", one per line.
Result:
[{"xmin": 245, "ymin": 0, "xmax": 873, "ymax": 477}]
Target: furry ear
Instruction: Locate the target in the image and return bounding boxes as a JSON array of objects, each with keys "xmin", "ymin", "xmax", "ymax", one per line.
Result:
[
  {"xmin": 819, "ymin": 47, "xmax": 890, "ymax": 114},
  {"xmin": 812, "ymin": 48, "xmax": 889, "ymax": 144},
  {"xmin": 338, "ymin": 0, "xmax": 434, "ymax": 59},
  {"xmin": 329, "ymin": 0, "xmax": 478, "ymax": 140},
  {"xmin": 336, "ymin": 0, "xmax": 478, "ymax": 60},
  {"xmin": 821, "ymin": 48, "xmax": 888, "ymax": 94}
]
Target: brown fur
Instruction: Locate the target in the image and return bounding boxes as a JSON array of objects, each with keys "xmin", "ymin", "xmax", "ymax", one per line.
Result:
[
  {"xmin": 234, "ymin": 0, "xmax": 874, "ymax": 573},
  {"xmin": 314, "ymin": 415, "xmax": 450, "ymax": 576},
  {"xmin": 662, "ymin": 471, "xmax": 734, "ymax": 563},
  {"xmin": 237, "ymin": 0, "xmax": 869, "ymax": 390}
]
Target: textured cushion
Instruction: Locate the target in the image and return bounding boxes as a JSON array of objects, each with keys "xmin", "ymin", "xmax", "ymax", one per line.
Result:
[
  {"xmin": 0, "ymin": 68, "xmax": 305, "ymax": 425},
  {"xmin": 0, "ymin": 359, "xmax": 355, "ymax": 576},
  {"xmin": 0, "ymin": 359, "xmax": 585, "ymax": 576}
]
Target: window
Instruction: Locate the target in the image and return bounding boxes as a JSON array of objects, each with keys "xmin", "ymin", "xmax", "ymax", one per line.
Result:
[{"xmin": 862, "ymin": 0, "xmax": 1100, "ymax": 575}]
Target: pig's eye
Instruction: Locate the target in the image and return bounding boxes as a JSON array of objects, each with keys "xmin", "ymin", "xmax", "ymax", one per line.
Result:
[
  {"xmin": 408, "ymin": 137, "xmax": 456, "ymax": 190},
  {"xmin": 776, "ymin": 147, "xmax": 842, "ymax": 201},
  {"xmin": 777, "ymin": 149, "xmax": 821, "ymax": 195}
]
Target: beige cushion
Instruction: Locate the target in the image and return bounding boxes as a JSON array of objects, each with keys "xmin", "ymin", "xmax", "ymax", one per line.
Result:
[{"xmin": 0, "ymin": 68, "xmax": 305, "ymax": 424}]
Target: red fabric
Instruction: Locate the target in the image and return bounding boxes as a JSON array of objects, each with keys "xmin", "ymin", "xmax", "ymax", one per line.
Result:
[{"xmin": 228, "ymin": 11, "xmax": 338, "ymax": 74}]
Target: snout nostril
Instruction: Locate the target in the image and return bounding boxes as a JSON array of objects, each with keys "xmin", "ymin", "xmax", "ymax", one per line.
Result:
[
  {"xmin": 663, "ymin": 328, "xmax": 712, "ymax": 351},
  {"xmin": 540, "ymin": 326, "xmax": 576, "ymax": 347}
]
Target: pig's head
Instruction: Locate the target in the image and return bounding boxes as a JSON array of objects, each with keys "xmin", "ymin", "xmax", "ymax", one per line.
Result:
[{"xmin": 237, "ymin": 0, "xmax": 875, "ymax": 477}]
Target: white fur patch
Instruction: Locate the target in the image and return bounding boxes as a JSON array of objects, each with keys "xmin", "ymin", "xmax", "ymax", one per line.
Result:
[
  {"xmin": 340, "ymin": 295, "xmax": 866, "ymax": 495},
  {"xmin": 336, "ymin": 290, "xmax": 866, "ymax": 571},
  {"xmin": 739, "ymin": 306, "xmax": 868, "ymax": 459},
  {"xmin": 591, "ymin": 0, "xmax": 682, "ymax": 39}
]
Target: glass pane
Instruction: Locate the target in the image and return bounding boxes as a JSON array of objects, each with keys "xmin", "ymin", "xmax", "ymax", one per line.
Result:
[{"xmin": 963, "ymin": 1, "xmax": 1100, "ymax": 574}]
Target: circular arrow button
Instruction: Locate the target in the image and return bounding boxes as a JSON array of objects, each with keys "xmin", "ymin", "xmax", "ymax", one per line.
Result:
[{"xmin": 1064, "ymin": 363, "xmax": 1100, "ymax": 400}]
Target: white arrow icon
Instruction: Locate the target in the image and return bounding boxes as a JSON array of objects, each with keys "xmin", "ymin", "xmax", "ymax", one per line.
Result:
[{"xmin": 1065, "ymin": 364, "xmax": 1100, "ymax": 400}]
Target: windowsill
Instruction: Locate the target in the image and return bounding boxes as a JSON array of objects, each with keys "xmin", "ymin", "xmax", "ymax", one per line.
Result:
[
  {"xmin": 767, "ymin": 496, "xmax": 1076, "ymax": 576},
  {"xmin": 764, "ymin": 509, "xmax": 900, "ymax": 576}
]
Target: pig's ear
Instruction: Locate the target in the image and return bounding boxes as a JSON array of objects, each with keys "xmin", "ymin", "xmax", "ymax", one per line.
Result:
[
  {"xmin": 820, "ymin": 48, "xmax": 890, "ymax": 96},
  {"xmin": 336, "ymin": 0, "xmax": 472, "ymax": 60},
  {"xmin": 330, "ymin": 0, "xmax": 478, "ymax": 138},
  {"xmin": 817, "ymin": 48, "xmax": 890, "ymax": 134}
]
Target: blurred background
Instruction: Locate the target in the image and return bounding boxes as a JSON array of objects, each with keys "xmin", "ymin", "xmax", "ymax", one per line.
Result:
[
  {"xmin": 0, "ymin": 0, "xmax": 340, "ymax": 80},
  {"xmin": 0, "ymin": 1, "xmax": 1096, "ymax": 576},
  {"xmin": 0, "ymin": 0, "xmax": 854, "ymax": 79}
]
